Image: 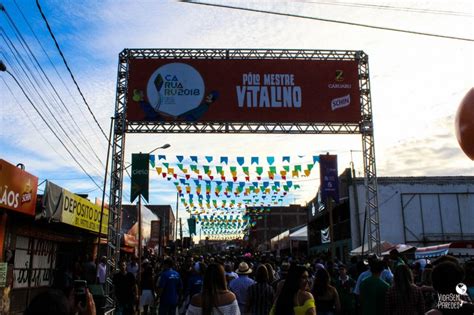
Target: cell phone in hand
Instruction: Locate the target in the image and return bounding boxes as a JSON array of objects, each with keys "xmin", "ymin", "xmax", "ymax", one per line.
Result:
[{"xmin": 74, "ymin": 280, "xmax": 88, "ymax": 305}]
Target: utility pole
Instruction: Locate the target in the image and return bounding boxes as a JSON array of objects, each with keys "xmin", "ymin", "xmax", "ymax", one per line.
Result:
[
  {"xmin": 175, "ymin": 192, "xmax": 179, "ymax": 242},
  {"xmin": 328, "ymin": 197, "xmax": 335, "ymax": 261},
  {"xmin": 179, "ymin": 218, "xmax": 183, "ymax": 249}
]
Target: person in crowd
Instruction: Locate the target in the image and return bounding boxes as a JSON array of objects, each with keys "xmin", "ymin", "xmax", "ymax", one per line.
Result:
[
  {"xmin": 354, "ymin": 255, "xmax": 392, "ymax": 297},
  {"xmin": 24, "ymin": 288, "xmax": 96, "ymax": 315},
  {"xmin": 426, "ymin": 261, "xmax": 474, "ymax": 314},
  {"xmin": 311, "ymin": 267, "xmax": 341, "ymax": 315},
  {"xmin": 384, "ymin": 264, "xmax": 425, "ymax": 315},
  {"xmin": 264, "ymin": 263, "xmax": 278, "ymax": 284},
  {"xmin": 333, "ymin": 264, "xmax": 355, "ymax": 315},
  {"xmin": 359, "ymin": 259, "xmax": 390, "ymax": 315},
  {"xmin": 140, "ymin": 260, "xmax": 155, "ymax": 315},
  {"xmin": 272, "ymin": 261, "xmax": 290, "ymax": 294},
  {"xmin": 389, "ymin": 249, "xmax": 406, "ymax": 269},
  {"xmin": 182, "ymin": 262, "xmax": 206, "ymax": 314},
  {"xmin": 464, "ymin": 260, "xmax": 474, "ymax": 301},
  {"xmin": 186, "ymin": 263, "xmax": 240, "ymax": 315},
  {"xmin": 113, "ymin": 260, "xmax": 138, "ymax": 315},
  {"xmin": 82, "ymin": 254, "xmax": 96, "ymax": 285},
  {"xmin": 96, "ymin": 256, "xmax": 107, "ymax": 286},
  {"xmin": 127, "ymin": 256, "xmax": 139, "ymax": 279},
  {"xmin": 225, "ymin": 263, "xmax": 239, "ymax": 284},
  {"xmin": 156, "ymin": 257, "xmax": 183, "ymax": 315},
  {"xmin": 419, "ymin": 264, "xmax": 437, "ymax": 311},
  {"xmin": 411, "ymin": 261, "xmax": 422, "ymax": 285},
  {"xmin": 270, "ymin": 265, "xmax": 316, "ymax": 315},
  {"xmin": 348, "ymin": 256, "xmax": 359, "ymax": 280},
  {"xmin": 247, "ymin": 265, "xmax": 274, "ymax": 315},
  {"xmin": 229, "ymin": 262, "xmax": 256, "ymax": 315}
]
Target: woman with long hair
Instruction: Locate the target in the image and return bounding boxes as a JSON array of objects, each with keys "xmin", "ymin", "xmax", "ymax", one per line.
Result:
[
  {"xmin": 186, "ymin": 263, "xmax": 240, "ymax": 315},
  {"xmin": 311, "ymin": 268, "xmax": 340, "ymax": 315},
  {"xmin": 384, "ymin": 264, "xmax": 425, "ymax": 315},
  {"xmin": 271, "ymin": 265, "xmax": 316, "ymax": 315},
  {"xmin": 264, "ymin": 263, "xmax": 277, "ymax": 284}
]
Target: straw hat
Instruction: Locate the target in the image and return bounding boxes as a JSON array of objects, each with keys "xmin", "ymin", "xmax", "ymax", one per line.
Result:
[{"xmin": 236, "ymin": 262, "xmax": 252, "ymax": 275}]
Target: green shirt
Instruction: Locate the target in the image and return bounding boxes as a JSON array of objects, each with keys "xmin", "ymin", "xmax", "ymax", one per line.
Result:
[{"xmin": 359, "ymin": 275, "xmax": 389, "ymax": 315}]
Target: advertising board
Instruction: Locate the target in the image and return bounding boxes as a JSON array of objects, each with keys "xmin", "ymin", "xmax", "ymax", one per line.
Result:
[
  {"xmin": 0, "ymin": 159, "xmax": 38, "ymax": 216},
  {"xmin": 126, "ymin": 59, "xmax": 361, "ymax": 123},
  {"xmin": 42, "ymin": 181, "xmax": 109, "ymax": 234}
]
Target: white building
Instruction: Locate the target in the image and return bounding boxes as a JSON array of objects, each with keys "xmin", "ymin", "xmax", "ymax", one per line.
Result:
[{"xmin": 349, "ymin": 176, "xmax": 474, "ymax": 249}]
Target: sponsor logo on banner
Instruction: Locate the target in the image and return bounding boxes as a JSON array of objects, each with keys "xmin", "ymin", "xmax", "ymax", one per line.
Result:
[
  {"xmin": 146, "ymin": 63, "xmax": 205, "ymax": 117},
  {"xmin": 331, "ymin": 95, "xmax": 351, "ymax": 111},
  {"xmin": 61, "ymin": 189, "xmax": 109, "ymax": 234},
  {"xmin": 0, "ymin": 159, "xmax": 38, "ymax": 216},
  {"xmin": 328, "ymin": 70, "xmax": 352, "ymax": 89}
]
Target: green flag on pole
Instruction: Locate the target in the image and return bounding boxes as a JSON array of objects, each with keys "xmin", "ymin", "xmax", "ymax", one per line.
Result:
[{"xmin": 131, "ymin": 153, "xmax": 149, "ymax": 202}]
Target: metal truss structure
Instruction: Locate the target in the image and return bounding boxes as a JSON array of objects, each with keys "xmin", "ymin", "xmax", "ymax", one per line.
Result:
[{"xmin": 106, "ymin": 48, "xmax": 380, "ymax": 300}]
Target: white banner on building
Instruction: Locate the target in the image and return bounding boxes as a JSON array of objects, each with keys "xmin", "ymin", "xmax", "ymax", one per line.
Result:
[{"xmin": 321, "ymin": 227, "xmax": 331, "ymax": 244}]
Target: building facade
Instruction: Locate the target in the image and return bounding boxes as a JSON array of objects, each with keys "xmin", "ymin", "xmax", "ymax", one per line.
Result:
[
  {"xmin": 308, "ymin": 169, "xmax": 474, "ymax": 260},
  {"xmin": 247, "ymin": 204, "xmax": 307, "ymax": 251}
]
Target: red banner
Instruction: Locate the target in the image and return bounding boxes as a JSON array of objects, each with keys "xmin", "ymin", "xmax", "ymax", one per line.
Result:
[
  {"xmin": 126, "ymin": 59, "xmax": 361, "ymax": 123},
  {"xmin": 0, "ymin": 159, "xmax": 38, "ymax": 216}
]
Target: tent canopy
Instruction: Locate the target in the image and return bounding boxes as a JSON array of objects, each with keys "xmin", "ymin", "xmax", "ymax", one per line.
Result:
[
  {"xmin": 290, "ymin": 225, "xmax": 308, "ymax": 241},
  {"xmin": 350, "ymin": 241, "xmax": 394, "ymax": 256},
  {"xmin": 381, "ymin": 243, "xmax": 416, "ymax": 256}
]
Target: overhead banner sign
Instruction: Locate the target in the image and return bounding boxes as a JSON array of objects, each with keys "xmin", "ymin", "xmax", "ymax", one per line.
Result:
[
  {"xmin": 0, "ymin": 159, "xmax": 38, "ymax": 216},
  {"xmin": 126, "ymin": 59, "xmax": 361, "ymax": 123},
  {"xmin": 131, "ymin": 153, "xmax": 149, "ymax": 202},
  {"xmin": 319, "ymin": 154, "xmax": 339, "ymax": 203},
  {"xmin": 42, "ymin": 181, "xmax": 109, "ymax": 234}
]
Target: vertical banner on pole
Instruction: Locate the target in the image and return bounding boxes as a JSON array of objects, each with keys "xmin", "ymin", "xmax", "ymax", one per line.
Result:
[
  {"xmin": 188, "ymin": 217, "xmax": 196, "ymax": 236},
  {"xmin": 319, "ymin": 154, "xmax": 339, "ymax": 203},
  {"xmin": 131, "ymin": 153, "xmax": 150, "ymax": 202}
]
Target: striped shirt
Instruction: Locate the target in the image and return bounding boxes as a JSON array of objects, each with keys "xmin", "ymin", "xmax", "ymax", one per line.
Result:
[
  {"xmin": 248, "ymin": 282, "xmax": 274, "ymax": 315},
  {"xmin": 229, "ymin": 275, "xmax": 255, "ymax": 313}
]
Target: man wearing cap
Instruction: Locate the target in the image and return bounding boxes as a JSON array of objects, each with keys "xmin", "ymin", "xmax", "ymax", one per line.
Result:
[{"xmin": 229, "ymin": 262, "xmax": 255, "ymax": 315}]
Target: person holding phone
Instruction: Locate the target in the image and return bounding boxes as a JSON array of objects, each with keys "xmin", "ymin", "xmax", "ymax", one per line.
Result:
[{"xmin": 24, "ymin": 287, "xmax": 96, "ymax": 315}]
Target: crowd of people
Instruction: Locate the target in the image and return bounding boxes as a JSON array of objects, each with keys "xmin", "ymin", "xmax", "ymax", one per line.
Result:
[
  {"xmin": 109, "ymin": 248, "xmax": 474, "ymax": 315},
  {"xmin": 23, "ymin": 249, "xmax": 474, "ymax": 315}
]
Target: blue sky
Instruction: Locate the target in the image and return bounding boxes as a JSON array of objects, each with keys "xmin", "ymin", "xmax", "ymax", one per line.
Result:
[{"xmin": 1, "ymin": 0, "xmax": 473, "ymax": 237}]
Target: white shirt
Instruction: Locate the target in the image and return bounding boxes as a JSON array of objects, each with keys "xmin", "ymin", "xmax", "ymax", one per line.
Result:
[
  {"xmin": 97, "ymin": 263, "xmax": 106, "ymax": 284},
  {"xmin": 186, "ymin": 300, "xmax": 241, "ymax": 315}
]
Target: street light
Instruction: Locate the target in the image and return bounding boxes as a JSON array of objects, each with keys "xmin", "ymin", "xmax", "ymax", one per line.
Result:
[{"xmin": 149, "ymin": 143, "xmax": 171, "ymax": 154}]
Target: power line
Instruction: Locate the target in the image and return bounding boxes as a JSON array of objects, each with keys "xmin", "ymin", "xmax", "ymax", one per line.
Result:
[
  {"xmin": 12, "ymin": 0, "xmax": 105, "ymax": 147},
  {"xmin": 183, "ymin": 1, "xmax": 474, "ymax": 42},
  {"xmin": 1, "ymin": 67, "xmax": 104, "ymax": 192},
  {"xmin": 1, "ymin": 76, "xmax": 70, "ymax": 165},
  {"xmin": 297, "ymin": 0, "xmax": 473, "ymax": 17},
  {"xmin": 35, "ymin": 0, "xmax": 109, "ymax": 141},
  {"xmin": 1, "ymin": 31, "xmax": 104, "ymax": 176},
  {"xmin": 1, "ymin": 8, "xmax": 106, "ymax": 168}
]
